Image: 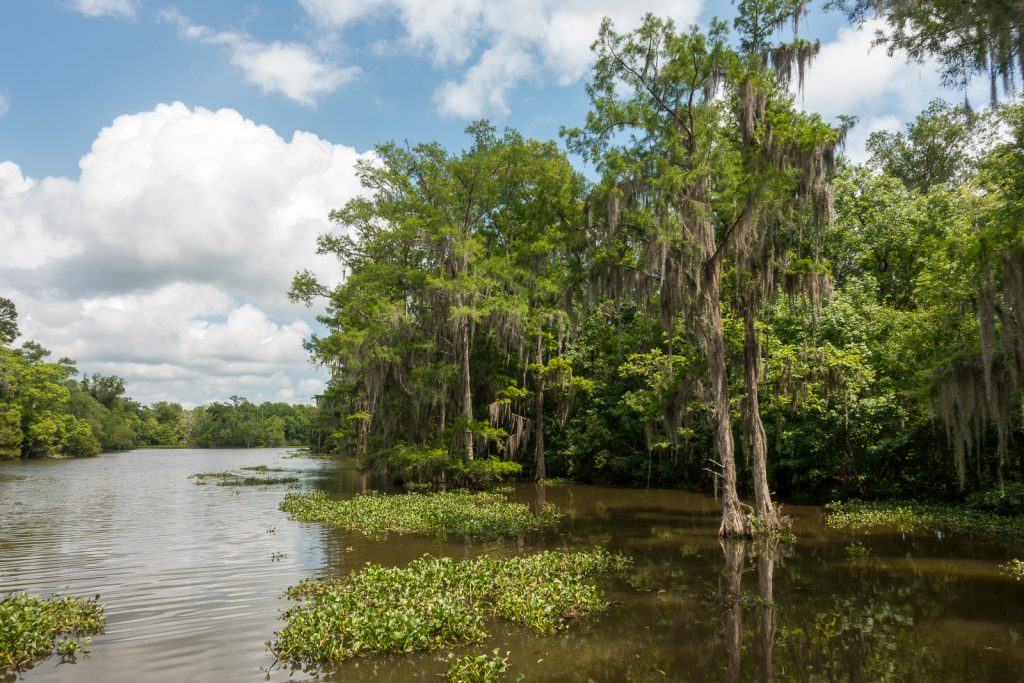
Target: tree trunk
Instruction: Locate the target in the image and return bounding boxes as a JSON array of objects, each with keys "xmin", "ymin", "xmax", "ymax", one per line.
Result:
[
  {"xmin": 742, "ymin": 287, "xmax": 780, "ymax": 530},
  {"xmin": 534, "ymin": 332, "xmax": 546, "ymax": 480},
  {"xmin": 703, "ymin": 275, "xmax": 751, "ymax": 538},
  {"xmin": 720, "ymin": 540, "xmax": 747, "ymax": 683},
  {"xmin": 461, "ymin": 315, "xmax": 474, "ymax": 461},
  {"xmin": 757, "ymin": 540, "xmax": 777, "ymax": 683}
]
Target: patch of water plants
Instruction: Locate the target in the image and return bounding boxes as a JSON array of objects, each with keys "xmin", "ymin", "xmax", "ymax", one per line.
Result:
[
  {"xmin": 446, "ymin": 649, "xmax": 519, "ymax": 682},
  {"xmin": 1002, "ymin": 559, "xmax": 1024, "ymax": 580},
  {"xmin": 824, "ymin": 500, "xmax": 1024, "ymax": 543},
  {"xmin": 190, "ymin": 468, "xmax": 299, "ymax": 487},
  {"xmin": 0, "ymin": 593, "xmax": 105, "ymax": 671},
  {"xmin": 269, "ymin": 550, "xmax": 628, "ymax": 669},
  {"xmin": 279, "ymin": 489, "xmax": 562, "ymax": 540}
]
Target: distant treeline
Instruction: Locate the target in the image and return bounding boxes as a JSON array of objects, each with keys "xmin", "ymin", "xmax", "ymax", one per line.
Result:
[{"xmin": 0, "ymin": 300, "xmax": 318, "ymax": 459}]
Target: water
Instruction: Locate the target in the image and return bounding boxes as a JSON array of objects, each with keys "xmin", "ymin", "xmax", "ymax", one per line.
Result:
[{"xmin": 1, "ymin": 449, "xmax": 1022, "ymax": 682}]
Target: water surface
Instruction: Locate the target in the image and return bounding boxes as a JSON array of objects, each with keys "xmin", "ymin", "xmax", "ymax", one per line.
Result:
[{"xmin": 1, "ymin": 449, "xmax": 1022, "ymax": 681}]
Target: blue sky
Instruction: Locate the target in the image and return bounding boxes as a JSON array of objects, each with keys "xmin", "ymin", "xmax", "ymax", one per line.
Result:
[{"xmin": 0, "ymin": 0, "xmax": 983, "ymax": 406}]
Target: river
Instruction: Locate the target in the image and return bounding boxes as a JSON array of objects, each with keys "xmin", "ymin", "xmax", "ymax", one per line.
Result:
[{"xmin": 1, "ymin": 448, "xmax": 1022, "ymax": 681}]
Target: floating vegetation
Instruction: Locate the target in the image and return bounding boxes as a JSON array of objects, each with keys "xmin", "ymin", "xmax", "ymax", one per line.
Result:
[
  {"xmin": 1001, "ymin": 559, "xmax": 1024, "ymax": 580},
  {"xmin": 447, "ymin": 649, "xmax": 516, "ymax": 682},
  {"xmin": 271, "ymin": 552, "xmax": 288, "ymax": 562},
  {"xmin": 0, "ymin": 593, "xmax": 105, "ymax": 671},
  {"xmin": 824, "ymin": 500, "xmax": 1024, "ymax": 543},
  {"xmin": 280, "ymin": 489, "xmax": 562, "ymax": 540},
  {"xmin": 190, "ymin": 469, "xmax": 299, "ymax": 487},
  {"xmin": 538, "ymin": 477, "xmax": 573, "ymax": 487},
  {"xmin": 844, "ymin": 541, "xmax": 871, "ymax": 558},
  {"xmin": 269, "ymin": 550, "xmax": 628, "ymax": 668}
]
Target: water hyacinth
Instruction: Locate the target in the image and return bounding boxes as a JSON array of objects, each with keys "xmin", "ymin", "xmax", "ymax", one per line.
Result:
[
  {"xmin": 0, "ymin": 593, "xmax": 105, "ymax": 671},
  {"xmin": 824, "ymin": 500, "xmax": 1024, "ymax": 543},
  {"xmin": 269, "ymin": 550, "xmax": 629, "ymax": 667},
  {"xmin": 279, "ymin": 489, "xmax": 562, "ymax": 540},
  {"xmin": 190, "ymin": 469, "xmax": 299, "ymax": 487}
]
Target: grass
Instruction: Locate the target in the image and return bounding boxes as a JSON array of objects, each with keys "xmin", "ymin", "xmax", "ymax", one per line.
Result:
[
  {"xmin": 279, "ymin": 489, "xmax": 562, "ymax": 540},
  {"xmin": 189, "ymin": 469, "xmax": 299, "ymax": 487},
  {"xmin": 269, "ymin": 550, "xmax": 628, "ymax": 668},
  {"xmin": 824, "ymin": 500, "xmax": 1024, "ymax": 543},
  {"xmin": 0, "ymin": 593, "xmax": 105, "ymax": 671}
]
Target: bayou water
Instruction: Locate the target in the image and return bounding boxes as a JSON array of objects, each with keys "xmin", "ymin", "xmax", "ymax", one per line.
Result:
[{"xmin": 1, "ymin": 448, "xmax": 1022, "ymax": 681}]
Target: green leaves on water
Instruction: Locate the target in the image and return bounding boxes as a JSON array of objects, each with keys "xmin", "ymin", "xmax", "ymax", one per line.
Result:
[
  {"xmin": 279, "ymin": 489, "xmax": 561, "ymax": 540},
  {"xmin": 0, "ymin": 593, "xmax": 105, "ymax": 671},
  {"xmin": 269, "ymin": 550, "xmax": 629, "ymax": 667}
]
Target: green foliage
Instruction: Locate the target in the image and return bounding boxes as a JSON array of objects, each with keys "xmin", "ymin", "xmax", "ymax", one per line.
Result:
[
  {"xmin": 280, "ymin": 489, "xmax": 561, "ymax": 540},
  {"xmin": 0, "ymin": 593, "xmax": 105, "ymax": 671},
  {"xmin": 447, "ymin": 650, "xmax": 514, "ymax": 683},
  {"xmin": 269, "ymin": 550, "xmax": 628, "ymax": 667},
  {"xmin": 1001, "ymin": 559, "xmax": 1024, "ymax": 580},
  {"xmin": 824, "ymin": 500, "xmax": 1024, "ymax": 543}
]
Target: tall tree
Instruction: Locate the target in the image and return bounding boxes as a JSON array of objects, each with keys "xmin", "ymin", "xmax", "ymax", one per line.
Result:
[{"xmin": 567, "ymin": 8, "xmax": 842, "ymax": 535}]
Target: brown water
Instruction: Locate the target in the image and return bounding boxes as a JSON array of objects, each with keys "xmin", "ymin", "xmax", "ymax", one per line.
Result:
[{"xmin": 1, "ymin": 449, "xmax": 1022, "ymax": 682}]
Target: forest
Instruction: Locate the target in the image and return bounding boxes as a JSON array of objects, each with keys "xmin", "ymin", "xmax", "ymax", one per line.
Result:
[
  {"xmin": 0, "ymin": 298, "xmax": 318, "ymax": 458},
  {"xmin": 291, "ymin": 2, "xmax": 1024, "ymax": 535}
]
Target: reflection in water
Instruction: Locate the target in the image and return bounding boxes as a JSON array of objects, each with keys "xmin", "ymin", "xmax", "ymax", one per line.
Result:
[{"xmin": 0, "ymin": 452, "xmax": 1023, "ymax": 682}]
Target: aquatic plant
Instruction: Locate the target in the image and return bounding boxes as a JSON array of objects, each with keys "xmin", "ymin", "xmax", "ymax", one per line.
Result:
[
  {"xmin": 190, "ymin": 470, "xmax": 299, "ymax": 487},
  {"xmin": 269, "ymin": 550, "xmax": 629, "ymax": 667},
  {"xmin": 279, "ymin": 489, "xmax": 562, "ymax": 540},
  {"xmin": 447, "ymin": 650, "xmax": 516, "ymax": 682},
  {"xmin": 0, "ymin": 593, "xmax": 105, "ymax": 671},
  {"xmin": 824, "ymin": 500, "xmax": 1024, "ymax": 543},
  {"xmin": 844, "ymin": 541, "xmax": 870, "ymax": 558},
  {"xmin": 1001, "ymin": 559, "xmax": 1024, "ymax": 580}
]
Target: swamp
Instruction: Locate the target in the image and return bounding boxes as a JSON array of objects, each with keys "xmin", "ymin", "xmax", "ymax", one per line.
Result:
[{"xmin": 1, "ymin": 448, "xmax": 1022, "ymax": 681}]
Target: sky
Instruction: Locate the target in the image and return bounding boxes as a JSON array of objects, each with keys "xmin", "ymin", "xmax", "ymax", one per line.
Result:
[{"xmin": 0, "ymin": 0, "xmax": 990, "ymax": 408}]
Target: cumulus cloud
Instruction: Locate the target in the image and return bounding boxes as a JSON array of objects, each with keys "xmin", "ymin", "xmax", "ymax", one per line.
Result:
[
  {"xmin": 0, "ymin": 103, "xmax": 370, "ymax": 405},
  {"xmin": 163, "ymin": 11, "xmax": 359, "ymax": 106},
  {"xmin": 71, "ymin": 0, "xmax": 139, "ymax": 19},
  {"xmin": 300, "ymin": 0, "xmax": 704, "ymax": 117}
]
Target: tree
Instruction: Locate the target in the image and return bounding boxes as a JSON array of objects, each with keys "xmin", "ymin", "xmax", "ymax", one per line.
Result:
[
  {"xmin": 0, "ymin": 297, "xmax": 18, "ymax": 346},
  {"xmin": 867, "ymin": 99, "xmax": 992, "ymax": 193},
  {"xmin": 566, "ymin": 6, "xmax": 843, "ymax": 535},
  {"xmin": 294, "ymin": 125, "xmax": 585, "ymax": 483}
]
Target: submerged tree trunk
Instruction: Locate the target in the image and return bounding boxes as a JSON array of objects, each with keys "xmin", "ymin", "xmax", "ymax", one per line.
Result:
[
  {"xmin": 534, "ymin": 332, "xmax": 546, "ymax": 480},
  {"xmin": 704, "ymin": 267, "xmax": 751, "ymax": 538},
  {"xmin": 742, "ymin": 287, "xmax": 781, "ymax": 530},
  {"xmin": 460, "ymin": 314, "xmax": 474, "ymax": 461}
]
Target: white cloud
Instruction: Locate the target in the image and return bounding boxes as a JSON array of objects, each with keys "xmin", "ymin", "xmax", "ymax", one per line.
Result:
[
  {"xmin": 164, "ymin": 11, "xmax": 359, "ymax": 106},
  {"xmin": 843, "ymin": 114, "xmax": 902, "ymax": 165},
  {"xmin": 0, "ymin": 91, "xmax": 8, "ymax": 118},
  {"xmin": 300, "ymin": 0, "xmax": 704, "ymax": 117},
  {"xmin": 799, "ymin": 20, "xmax": 980, "ymax": 120},
  {"xmin": 71, "ymin": 0, "xmax": 138, "ymax": 19},
  {"xmin": 0, "ymin": 103, "xmax": 371, "ymax": 405}
]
